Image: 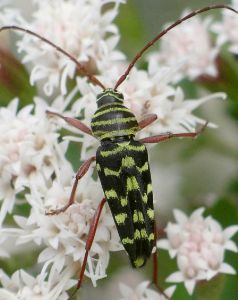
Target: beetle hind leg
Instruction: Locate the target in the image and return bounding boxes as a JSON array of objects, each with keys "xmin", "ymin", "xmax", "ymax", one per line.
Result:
[
  {"xmin": 138, "ymin": 114, "xmax": 157, "ymax": 130},
  {"xmin": 68, "ymin": 198, "xmax": 106, "ymax": 299},
  {"xmin": 138, "ymin": 122, "xmax": 208, "ymax": 144}
]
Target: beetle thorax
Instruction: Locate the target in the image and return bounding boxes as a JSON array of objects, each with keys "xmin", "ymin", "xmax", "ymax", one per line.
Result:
[{"xmin": 91, "ymin": 89, "xmax": 139, "ymax": 141}]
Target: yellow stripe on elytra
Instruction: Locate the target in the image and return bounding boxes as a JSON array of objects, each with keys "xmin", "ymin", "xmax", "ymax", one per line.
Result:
[
  {"xmin": 127, "ymin": 176, "xmax": 140, "ymax": 191},
  {"xmin": 100, "ymin": 144, "xmax": 145, "ymax": 157},
  {"xmin": 149, "ymin": 233, "xmax": 155, "ymax": 241},
  {"xmin": 147, "ymin": 208, "xmax": 154, "ymax": 220},
  {"xmin": 122, "ymin": 156, "xmax": 135, "ymax": 167},
  {"xmin": 104, "ymin": 156, "xmax": 135, "ymax": 177},
  {"xmin": 134, "ymin": 229, "xmax": 141, "ymax": 239},
  {"xmin": 141, "ymin": 229, "xmax": 148, "ymax": 239},
  {"xmin": 120, "ymin": 197, "xmax": 128, "ymax": 207},
  {"xmin": 136, "ymin": 162, "xmax": 149, "ymax": 173},
  {"xmin": 142, "ymin": 193, "xmax": 148, "ymax": 204},
  {"xmin": 91, "ymin": 117, "xmax": 136, "ymax": 127},
  {"xmin": 122, "ymin": 237, "xmax": 134, "ymax": 244},
  {"xmin": 122, "ymin": 230, "xmax": 152, "ymax": 246},
  {"xmin": 133, "ymin": 210, "xmax": 144, "ymax": 223},
  {"xmin": 134, "ymin": 229, "xmax": 148, "ymax": 239},
  {"xmin": 134, "ymin": 257, "xmax": 145, "ymax": 268},
  {"xmin": 93, "ymin": 107, "xmax": 129, "ymax": 118},
  {"xmin": 115, "ymin": 213, "xmax": 127, "ymax": 225},
  {"xmin": 105, "ymin": 189, "xmax": 117, "ymax": 199},
  {"xmin": 104, "ymin": 168, "xmax": 120, "ymax": 177},
  {"xmin": 147, "ymin": 183, "xmax": 153, "ymax": 194}
]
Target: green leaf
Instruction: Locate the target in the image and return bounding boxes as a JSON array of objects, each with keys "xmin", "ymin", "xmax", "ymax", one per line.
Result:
[
  {"xmin": 115, "ymin": 0, "xmax": 145, "ymax": 60},
  {"xmin": 221, "ymin": 275, "xmax": 238, "ymax": 300},
  {"xmin": 196, "ymin": 275, "xmax": 225, "ymax": 300},
  {"xmin": 0, "ymin": 48, "xmax": 36, "ymax": 107},
  {"xmin": 205, "ymin": 197, "xmax": 238, "ymax": 227},
  {"xmin": 198, "ymin": 50, "xmax": 238, "ymax": 121}
]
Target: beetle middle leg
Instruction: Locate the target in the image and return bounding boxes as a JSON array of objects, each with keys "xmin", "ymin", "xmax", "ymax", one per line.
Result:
[
  {"xmin": 46, "ymin": 156, "xmax": 96, "ymax": 215},
  {"xmin": 138, "ymin": 114, "xmax": 157, "ymax": 130}
]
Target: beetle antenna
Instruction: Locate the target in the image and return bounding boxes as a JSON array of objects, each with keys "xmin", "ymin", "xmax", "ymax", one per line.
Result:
[
  {"xmin": 114, "ymin": 4, "xmax": 238, "ymax": 89},
  {"xmin": 0, "ymin": 25, "xmax": 106, "ymax": 90}
]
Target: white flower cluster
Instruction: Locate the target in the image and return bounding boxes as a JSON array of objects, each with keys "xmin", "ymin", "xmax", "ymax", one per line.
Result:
[
  {"xmin": 0, "ymin": 98, "xmax": 70, "ymax": 225},
  {"xmin": 147, "ymin": 0, "xmax": 238, "ymax": 81},
  {"xmin": 15, "ymin": 173, "xmax": 122, "ymax": 286},
  {"xmin": 147, "ymin": 12, "xmax": 218, "ymax": 81},
  {"xmin": 158, "ymin": 208, "xmax": 238, "ymax": 295},
  {"xmin": 0, "ymin": 0, "xmax": 125, "ymax": 95},
  {"xmin": 118, "ymin": 281, "xmax": 175, "ymax": 300},
  {"xmin": 212, "ymin": 0, "xmax": 238, "ymax": 54},
  {"xmin": 0, "ymin": 269, "xmax": 72, "ymax": 300}
]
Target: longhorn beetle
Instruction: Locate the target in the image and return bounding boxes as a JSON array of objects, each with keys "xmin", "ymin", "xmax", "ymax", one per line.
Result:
[{"xmin": 1, "ymin": 4, "xmax": 237, "ymax": 299}]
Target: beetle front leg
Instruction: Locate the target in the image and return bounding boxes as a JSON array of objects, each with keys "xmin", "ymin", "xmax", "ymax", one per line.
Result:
[
  {"xmin": 46, "ymin": 110, "xmax": 92, "ymax": 136},
  {"xmin": 138, "ymin": 122, "xmax": 208, "ymax": 144},
  {"xmin": 46, "ymin": 156, "xmax": 96, "ymax": 215}
]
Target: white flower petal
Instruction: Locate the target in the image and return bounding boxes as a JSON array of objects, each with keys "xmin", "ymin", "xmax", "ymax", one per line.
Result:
[
  {"xmin": 173, "ymin": 209, "xmax": 188, "ymax": 224},
  {"xmin": 184, "ymin": 279, "xmax": 196, "ymax": 295},
  {"xmin": 219, "ymin": 263, "xmax": 236, "ymax": 275},
  {"xmin": 166, "ymin": 271, "xmax": 184, "ymax": 283},
  {"xmin": 223, "ymin": 225, "xmax": 238, "ymax": 239}
]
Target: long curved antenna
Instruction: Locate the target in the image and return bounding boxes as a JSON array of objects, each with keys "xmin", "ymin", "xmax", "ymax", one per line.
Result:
[
  {"xmin": 114, "ymin": 4, "xmax": 238, "ymax": 89},
  {"xmin": 0, "ymin": 25, "xmax": 106, "ymax": 90}
]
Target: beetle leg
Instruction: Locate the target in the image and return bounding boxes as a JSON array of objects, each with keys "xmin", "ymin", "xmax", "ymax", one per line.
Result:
[
  {"xmin": 138, "ymin": 114, "xmax": 157, "ymax": 130},
  {"xmin": 138, "ymin": 122, "xmax": 208, "ymax": 144},
  {"xmin": 46, "ymin": 156, "xmax": 96, "ymax": 215},
  {"xmin": 46, "ymin": 110, "xmax": 92, "ymax": 136},
  {"xmin": 69, "ymin": 198, "xmax": 107, "ymax": 299}
]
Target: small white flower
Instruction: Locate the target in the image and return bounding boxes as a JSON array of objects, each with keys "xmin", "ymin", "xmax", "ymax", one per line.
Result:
[
  {"xmin": 118, "ymin": 281, "xmax": 176, "ymax": 300},
  {"xmin": 9, "ymin": 171, "xmax": 122, "ymax": 287},
  {"xmin": 157, "ymin": 207, "xmax": 238, "ymax": 295},
  {"xmin": 0, "ymin": 269, "xmax": 72, "ymax": 300},
  {"xmin": 0, "ymin": 0, "xmax": 125, "ymax": 96},
  {"xmin": 0, "ymin": 98, "xmax": 71, "ymax": 225},
  {"xmin": 147, "ymin": 12, "xmax": 218, "ymax": 81},
  {"xmin": 212, "ymin": 0, "xmax": 238, "ymax": 54}
]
